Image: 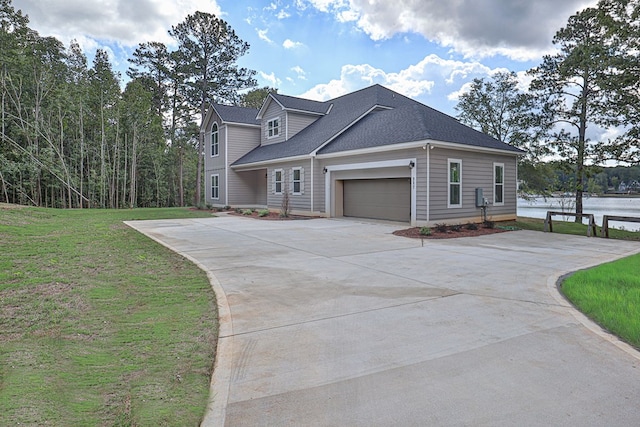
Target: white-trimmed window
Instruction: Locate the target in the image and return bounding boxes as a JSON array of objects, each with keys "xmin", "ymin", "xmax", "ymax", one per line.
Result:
[
  {"xmin": 211, "ymin": 174, "xmax": 219, "ymax": 200},
  {"xmin": 494, "ymin": 163, "xmax": 504, "ymax": 205},
  {"xmin": 292, "ymin": 167, "xmax": 304, "ymax": 195},
  {"xmin": 267, "ymin": 118, "xmax": 280, "ymax": 138},
  {"xmin": 273, "ymin": 169, "xmax": 283, "ymax": 194},
  {"xmin": 448, "ymin": 159, "xmax": 462, "ymax": 208},
  {"xmin": 211, "ymin": 123, "xmax": 219, "ymax": 157}
]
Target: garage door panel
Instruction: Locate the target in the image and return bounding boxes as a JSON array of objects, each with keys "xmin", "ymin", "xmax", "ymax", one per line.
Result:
[{"xmin": 343, "ymin": 178, "xmax": 410, "ymax": 222}]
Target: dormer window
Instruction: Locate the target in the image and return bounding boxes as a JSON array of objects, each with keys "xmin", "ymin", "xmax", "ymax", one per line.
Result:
[{"xmin": 268, "ymin": 118, "xmax": 280, "ymax": 138}]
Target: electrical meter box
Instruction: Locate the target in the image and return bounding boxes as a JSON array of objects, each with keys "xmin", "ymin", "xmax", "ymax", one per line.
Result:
[{"xmin": 475, "ymin": 188, "xmax": 484, "ymax": 207}]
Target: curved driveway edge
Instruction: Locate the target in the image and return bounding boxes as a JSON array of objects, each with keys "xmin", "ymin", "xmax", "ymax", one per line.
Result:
[{"xmin": 126, "ymin": 217, "xmax": 640, "ymax": 426}]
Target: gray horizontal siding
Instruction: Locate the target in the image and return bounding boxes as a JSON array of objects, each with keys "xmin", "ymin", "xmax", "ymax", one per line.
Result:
[
  {"xmin": 428, "ymin": 148, "xmax": 517, "ymax": 222},
  {"xmin": 266, "ymin": 159, "xmax": 312, "ymax": 212},
  {"xmin": 287, "ymin": 112, "xmax": 318, "ymax": 140},
  {"xmin": 229, "ymin": 169, "xmax": 266, "ymax": 206},
  {"xmin": 226, "ymin": 125, "xmax": 261, "ymax": 206},
  {"xmin": 261, "ymin": 102, "xmax": 285, "ymax": 145}
]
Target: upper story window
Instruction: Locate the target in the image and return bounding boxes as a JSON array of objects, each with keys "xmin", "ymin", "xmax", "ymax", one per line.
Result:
[
  {"xmin": 211, "ymin": 123, "xmax": 219, "ymax": 157},
  {"xmin": 448, "ymin": 159, "xmax": 462, "ymax": 208},
  {"xmin": 494, "ymin": 163, "xmax": 504, "ymax": 205},
  {"xmin": 268, "ymin": 118, "xmax": 280, "ymax": 138}
]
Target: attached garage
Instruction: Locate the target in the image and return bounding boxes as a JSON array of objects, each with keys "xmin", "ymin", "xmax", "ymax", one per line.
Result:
[{"xmin": 343, "ymin": 178, "xmax": 411, "ymax": 222}]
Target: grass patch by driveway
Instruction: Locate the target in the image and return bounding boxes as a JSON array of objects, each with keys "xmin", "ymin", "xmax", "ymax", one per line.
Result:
[
  {"xmin": 0, "ymin": 206, "xmax": 218, "ymax": 426},
  {"xmin": 505, "ymin": 217, "xmax": 640, "ymax": 241},
  {"xmin": 561, "ymin": 253, "xmax": 640, "ymax": 349}
]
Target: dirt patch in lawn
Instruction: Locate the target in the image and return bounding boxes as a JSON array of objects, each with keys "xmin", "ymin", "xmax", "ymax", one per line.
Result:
[{"xmin": 394, "ymin": 224, "xmax": 513, "ymax": 239}]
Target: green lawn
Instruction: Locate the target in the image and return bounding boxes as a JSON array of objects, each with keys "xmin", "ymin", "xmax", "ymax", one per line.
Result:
[
  {"xmin": 0, "ymin": 205, "xmax": 218, "ymax": 426},
  {"xmin": 561, "ymin": 253, "xmax": 640, "ymax": 349},
  {"xmin": 504, "ymin": 216, "xmax": 640, "ymax": 241},
  {"xmin": 506, "ymin": 217, "xmax": 640, "ymax": 348}
]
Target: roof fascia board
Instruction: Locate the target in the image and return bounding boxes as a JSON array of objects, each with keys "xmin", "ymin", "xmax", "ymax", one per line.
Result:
[
  {"xmin": 222, "ymin": 121, "xmax": 261, "ymax": 129},
  {"xmin": 231, "ymin": 154, "xmax": 311, "ymax": 170},
  {"xmin": 315, "ymin": 139, "xmax": 521, "ymax": 159},
  {"xmin": 282, "ymin": 108, "xmax": 324, "ymax": 116},
  {"xmin": 310, "ymin": 104, "xmax": 394, "ymax": 156},
  {"xmin": 201, "ymin": 104, "xmax": 216, "ymax": 131}
]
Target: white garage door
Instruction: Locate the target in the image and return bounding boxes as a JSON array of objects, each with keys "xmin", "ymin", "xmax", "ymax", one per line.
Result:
[{"xmin": 343, "ymin": 178, "xmax": 411, "ymax": 222}]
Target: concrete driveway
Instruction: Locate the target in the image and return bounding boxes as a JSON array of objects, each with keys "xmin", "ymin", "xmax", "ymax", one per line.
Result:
[{"xmin": 126, "ymin": 216, "xmax": 640, "ymax": 426}]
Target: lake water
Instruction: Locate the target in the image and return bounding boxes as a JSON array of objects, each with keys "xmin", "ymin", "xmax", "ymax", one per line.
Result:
[{"xmin": 517, "ymin": 196, "xmax": 640, "ymax": 231}]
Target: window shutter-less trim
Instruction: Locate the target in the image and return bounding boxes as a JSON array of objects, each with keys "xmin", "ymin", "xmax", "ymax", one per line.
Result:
[
  {"xmin": 290, "ymin": 168, "xmax": 294, "ymax": 194},
  {"xmin": 272, "ymin": 170, "xmax": 276, "ymax": 194},
  {"xmin": 300, "ymin": 167, "xmax": 305, "ymax": 195}
]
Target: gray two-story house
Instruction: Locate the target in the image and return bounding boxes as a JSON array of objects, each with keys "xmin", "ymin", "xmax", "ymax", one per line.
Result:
[{"xmin": 203, "ymin": 84, "xmax": 523, "ymax": 226}]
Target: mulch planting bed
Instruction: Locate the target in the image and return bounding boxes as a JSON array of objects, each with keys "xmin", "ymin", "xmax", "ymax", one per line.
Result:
[{"xmin": 393, "ymin": 224, "xmax": 511, "ymax": 239}]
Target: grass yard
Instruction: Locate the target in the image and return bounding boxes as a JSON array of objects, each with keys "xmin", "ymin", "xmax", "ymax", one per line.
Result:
[
  {"xmin": 508, "ymin": 217, "xmax": 639, "ymax": 348},
  {"xmin": 504, "ymin": 216, "xmax": 640, "ymax": 241},
  {"xmin": 0, "ymin": 205, "xmax": 218, "ymax": 426},
  {"xmin": 561, "ymin": 253, "xmax": 640, "ymax": 349}
]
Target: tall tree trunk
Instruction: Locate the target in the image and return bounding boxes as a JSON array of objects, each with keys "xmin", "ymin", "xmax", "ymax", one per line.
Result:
[
  {"xmin": 130, "ymin": 127, "xmax": 137, "ymax": 208},
  {"xmin": 575, "ymin": 75, "xmax": 589, "ymax": 222},
  {"xmin": 79, "ymin": 104, "xmax": 84, "ymax": 208},
  {"xmin": 179, "ymin": 146, "xmax": 184, "ymax": 207}
]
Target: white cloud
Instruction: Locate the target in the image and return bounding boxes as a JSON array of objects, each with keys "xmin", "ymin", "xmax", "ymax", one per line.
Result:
[
  {"xmin": 257, "ymin": 28, "xmax": 274, "ymax": 44},
  {"xmin": 277, "ymin": 9, "xmax": 291, "ymax": 19},
  {"xmin": 260, "ymin": 71, "xmax": 282, "ymax": 87},
  {"xmin": 291, "ymin": 65, "xmax": 307, "ymax": 80},
  {"xmin": 283, "ymin": 39, "xmax": 305, "ymax": 49},
  {"xmin": 299, "ymin": 0, "xmax": 599, "ymax": 60},
  {"xmin": 298, "ymin": 53, "xmax": 524, "ymax": 111},
  {"xmin": 13, "ymin": 0, "xmax": 223, "ymax": 48},
  {"xmin": 299, "ymin": 62, "xmax": 434, "ymax": 101}
]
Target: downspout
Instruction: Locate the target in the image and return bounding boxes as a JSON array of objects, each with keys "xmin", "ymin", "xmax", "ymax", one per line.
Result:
[
  {"xmin": 225, "ymin": 126, "xmax": 229, "ymax": 206},
  {"xmin": 310, "ymin": 155, "xmax": 314, "ymax": 213},
  {"xmin": 426, "ymin": 144, "xmax": 431, "ymax": 223}
]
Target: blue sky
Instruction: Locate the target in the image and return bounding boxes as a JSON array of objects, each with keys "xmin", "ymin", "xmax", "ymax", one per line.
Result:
[{"xmin": 13, "ymin": 0, "xmax": 597, "ymax": 117}]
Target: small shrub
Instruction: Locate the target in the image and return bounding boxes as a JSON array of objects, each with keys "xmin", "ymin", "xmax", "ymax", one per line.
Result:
[
  {"xmin": 258, "ymin": 209, "xmax": 269, "ymax": 217},
  {"xmin": 465, "ymin": 222, "xmax": 478, "ymax": 230},
  {"xmin": 483, "ymin": 220, "xmax": 495, "ymax": 229},
  {"xmin": 223, "ymin": 205, "xmax": 231, "ymax": 211},
  {"xmin": 241, "ymin": 209, "xmax": 253, "ymax": 216},
  {"xmin": 234, "ymin": 208, "xmax": 242, "ymax": 213},
  {"xmin": 419, "ymin": 226, "xmax": 431, "ymax": 236},
  {"xmin": 211, "ymin": 207, "xmax": 218, "ymax": 213},
  {"xmin": 450, "ymin": 224, "xmax": 462, "ymax": 232},
  {"xmin": 435, "ymin": 223, "xmax": 448, "ymax": 233},
  {"xmin": 206, "ymin": 203, "xmax": 213, "ymax": 210}
]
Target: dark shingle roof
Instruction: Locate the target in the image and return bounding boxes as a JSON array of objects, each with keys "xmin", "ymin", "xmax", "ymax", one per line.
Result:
[
  {"xmin": 232, "ymin": 84, "xmax": 523, "ymax": 166},
  {"xmin": 212, "ymin": 104, "xmax": 260, "ymax": 126},
  {"xmin": 270, "ymin": 93, "xmax": 328, "ymax": 115},
  {"xmin": 318, "ymin": 103, "xmax": 523, "ymax": 154}
]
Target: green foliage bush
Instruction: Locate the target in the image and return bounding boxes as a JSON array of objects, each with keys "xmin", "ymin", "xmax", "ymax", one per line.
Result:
[
  {"xmin": 242, "ymin": 209, "xmax": 253, "ymax": 215},
  {"xmin": 419, "ymin": 226, "xmax": 431, "ymax": 236},
  {"xmin": 258, "ymin": 209, "xmax": 269, "ymax": 217}
]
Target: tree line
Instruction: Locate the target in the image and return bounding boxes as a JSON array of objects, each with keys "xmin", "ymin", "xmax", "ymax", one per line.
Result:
[
  {"xmin": 455, "ymin": 0, "xmax": 640, "ymax": 216},
  {"xmin": 0, "ymin": 0, "xmax": 256, "ymax": 208}
]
